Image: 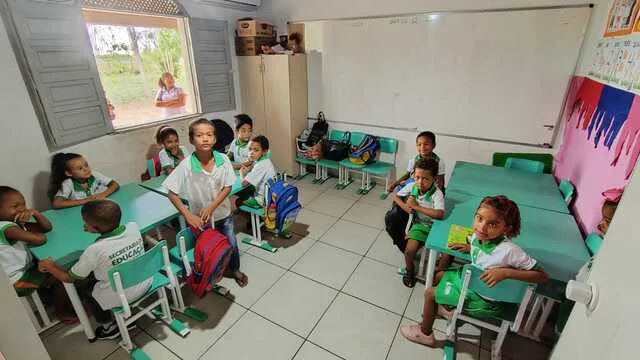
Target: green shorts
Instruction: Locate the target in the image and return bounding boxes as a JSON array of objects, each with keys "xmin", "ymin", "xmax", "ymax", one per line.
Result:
[
  {"xmin": 14, "ymin": 266, "xmax": 48, "ymax": 297},
  {"xmin": 407, "ymin": 223, "xmax": 432, "ymax": 243},
  {"xmin": 435, "ymin": 267, "xmax": 502, "ymax": 319}
]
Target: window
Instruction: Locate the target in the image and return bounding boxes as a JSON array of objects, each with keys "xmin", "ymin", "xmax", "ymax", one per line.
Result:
[
  {"xmin": 83, "ymin": 9, "xmax": 198, "ymax": 129},
  {"xmin": 1, "ymin": 0, "xmax": 235, "ymax": 148}
]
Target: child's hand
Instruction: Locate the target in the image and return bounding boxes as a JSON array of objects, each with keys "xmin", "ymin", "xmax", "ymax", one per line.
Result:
[
  {"xmin": 38, "ymin": 258, "xmax": 55, "ymax": 273},
  {"xmin": 186, "ymin": 213, "xmax": 204, "ymax": 230},
  {"xmin": 14, "ymin": 210, "xmax": 35, "ymax": 224},
  {"xmin": 480, "ymin": 268, "xmax": 509, "ymax": 287},
  {"xmin": 199, "ymin": 206, "xmax": 215, "ymax": 224},
  {"xmin": 92, "ymin": 192, "xmax": 109, "ymax": 200},
  {"xmin": 242, "ymin": 159, "xmax": 253, "ymax": 168},
  {"xmin": 448, "ymin": 243, "xmax": 471, "ymax": 253},
  {"xmin": 407, "ymin": 197, "xmax": 418, "ymax": 210}
]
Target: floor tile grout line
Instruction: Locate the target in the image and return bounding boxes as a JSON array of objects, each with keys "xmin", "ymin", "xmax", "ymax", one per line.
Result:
[
  {"xmin": 299, "ymin": 339, "xmax": 349, "ymax": 360},
  {"xmin": 138, "ymin": 327, "xmax": 186, "ymax": 360},
  {"xmin": 194, "ymin": 306, "xmax": 251, "ymax": 360}
]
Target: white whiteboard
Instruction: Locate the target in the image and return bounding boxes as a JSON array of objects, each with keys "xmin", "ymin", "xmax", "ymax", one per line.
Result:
[{"xmin": 303, "ymin": 7, "xmax": 591, "ymax": 145}]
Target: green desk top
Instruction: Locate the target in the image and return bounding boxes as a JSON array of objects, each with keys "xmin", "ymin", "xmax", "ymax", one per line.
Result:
[
  {"xmin": 446, "ymin": 161, "xmax": 569, "ymax": 214},
  {"xmin": 30, "ymin": 183, "xmax": 179, "ymax": 264},
  {"xmin": 139, "ymin": 173, "xmax": 246, "ymax": 198},
  {"xmin": 426, "ymin": 190, "xmax": 590, "ymax": 282}
]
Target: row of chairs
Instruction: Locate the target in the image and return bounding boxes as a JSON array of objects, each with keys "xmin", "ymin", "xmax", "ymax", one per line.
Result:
[{"xmin": 297, "ymin": 130, "xmax": 399, "ymax": 196}]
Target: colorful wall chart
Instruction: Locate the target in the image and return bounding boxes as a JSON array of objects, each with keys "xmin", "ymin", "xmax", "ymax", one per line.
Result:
[
  {"xmin": 555, "ymin": 76, "xmax": 640, "ymax": 233},
  {"xmin": 604, "ymin": 0, "xmax": 640, "ymax": 37}
]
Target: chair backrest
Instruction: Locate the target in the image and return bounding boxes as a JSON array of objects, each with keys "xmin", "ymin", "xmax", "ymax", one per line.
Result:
[
  {"xmin": 108, "ymin": 240, "xmax": 166, "ymax": 291},
  {"xmin": 504, "ymin": 157, "xmax": 544, "ymax": 174},
  {"xmin": 465, "ymin": 264, "xmax": 532, "ymax": 304},
  {"xmin": 147, "ymin": 159, "xmax": 158, "ymax": 178},
  {"xmin": 558, "ymin": 179, "xmax": 575, "ymax": 204},
  {"xmin": 585, "ymin": 232, "xmax": 603, "ymax": 256},
  {"xmin": 378, "ymin": 137, "xmax": 398, "ymax": 154},
  {"xmin": 328, "ymin": 129, "xmax": 347, "ymax": 141},
  {"xmin": 177, "ymin": 227, "xmax": 196, "ymax": 252},
  {"xmin": 349, "ymin": 132, "xmax": 366, "ymax": 146},
  {"xmin": 492, "ymin": 152, "xmax": 553, "ymax": 173}
]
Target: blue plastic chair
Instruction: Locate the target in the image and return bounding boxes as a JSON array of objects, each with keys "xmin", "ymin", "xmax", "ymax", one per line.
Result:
[
  {"xmin": 445, "ymin": 264, "xmax": 534, "ymax": 360},
  {"xmin": 108, "ymin": 241, "xmax": 189, "ymax": 357},
  {"xmin": 558, "ymin": 179, "xmax": 575, "ymax": 205},
  {"xmin": 504, "ymin": 157, "xmax": 544, "ymax": 174}
]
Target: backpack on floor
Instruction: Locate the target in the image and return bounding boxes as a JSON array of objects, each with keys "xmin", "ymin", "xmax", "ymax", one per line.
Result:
[
  {"xmin": 349, "ymin": 134, "xmax": 379, "ymax": 165},
  {"xmin": 188, "ymin": 227, "xmax": 233, "ymax": 297},
  {"xmin": 305, "ymin": 111, "xmax": 329, "ymax": 147},
  {"xmin": 264, "ymin": 175, "xmax": 301, "ymax": 235}
]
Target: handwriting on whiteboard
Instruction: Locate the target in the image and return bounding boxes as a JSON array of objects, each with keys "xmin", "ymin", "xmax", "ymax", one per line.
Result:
[{"xmin": 388, "ymin": 16, "xmax": 419, "ymax": 25}]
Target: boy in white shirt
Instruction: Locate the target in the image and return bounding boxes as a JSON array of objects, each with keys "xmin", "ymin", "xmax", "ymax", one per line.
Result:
[
  {"xmin": 388, "ymin": 131, "xmax": 446, "ymax": 192},
  {"xmin": 39, "ymin": 200, "xmax": 153, "ymax": 340},
  {"xmin": 394, "ymin": 158, "xmax": 445, "ymax": 288},
  {"xmin": 163, "ymin": 118, "xmax": 248, "ymax": 287},
  {"xmin": 240, "ymin": 135, "xmax": 277, "ymax": 208},
  {"xmin": 228, "ymin": 114, "xmax": 253, "ymax": 170}
]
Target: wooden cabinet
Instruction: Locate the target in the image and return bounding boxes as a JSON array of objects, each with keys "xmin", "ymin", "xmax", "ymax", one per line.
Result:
[{"xmin": 237, "ymin": 55, "xmax": 308, "ymax": 175}]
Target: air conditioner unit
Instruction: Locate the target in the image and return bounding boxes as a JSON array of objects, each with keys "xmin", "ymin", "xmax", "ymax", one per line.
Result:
[{"xmin": 193, "ymin": 0, "xmax": 262, "ymax": 10}]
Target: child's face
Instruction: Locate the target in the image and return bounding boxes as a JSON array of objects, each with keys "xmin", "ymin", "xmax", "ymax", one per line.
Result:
[
  {"xmin": 238, "ymin": 124, "xmax": 252, "ymax": 142},
  {"xmin": 413, "ymin": 167, "xmax": 435, "ymax": 193},
  {"xmin": 0, "ymin": 191, "xmax": 26, "ymax": 222},
  {"xmin": 597, "ymin": 204, "xmax": 616, "ymax": 235},
  {"xmin": 66, "ymin": 157, "xmax": 92, "ymax": 181},
  {"xmin": 190, "ymin": 124, "xmax": 216, "ymax": 152},
  {"xmin": 248, "ymin": 141, "xmax": 266, "ymax": 161},
  {"xmin": 162, "ymin": 134, "xmax": 180, "ymax": 154},
  {"xmin": 473, "ymin": 205, "xmax": 510, "ymax": 242},
  {"xmin": 416, "ymin": 136, "xmax": 435, "ymax": 158}
]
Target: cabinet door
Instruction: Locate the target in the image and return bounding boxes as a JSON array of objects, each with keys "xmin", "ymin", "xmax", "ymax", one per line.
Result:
[
  {"xmin": 237, "ymin": 56, "xmax": 266, "ymax": 136},
  {"xmin": 263, "ymin": 55, "xmax": 293, "ymax": 173}
]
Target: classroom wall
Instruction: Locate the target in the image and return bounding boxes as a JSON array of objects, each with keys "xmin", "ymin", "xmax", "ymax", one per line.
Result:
[
  {"xmin": 0, "ymin": 0, "xmax": 255, "ymax": 209},
  {"xmin": 257, "ymin": 0, "xmax": 611, "ymax": 184}
]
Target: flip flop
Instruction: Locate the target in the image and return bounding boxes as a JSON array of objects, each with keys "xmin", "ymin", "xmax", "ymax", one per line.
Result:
[
  {"xmin": 437, "ymin": 305, "xmax": 453, "ymax": 320},
  {"xmin": 402, "ymin": 274, "xmax": 416, "ymax": 288},
  {"xmin": 400, "ymin": 324, "xmax": 437, "ymax": 347},
  {"xmin": 234, "ymin": 271, "xmax": 249, "ymax": 287}
]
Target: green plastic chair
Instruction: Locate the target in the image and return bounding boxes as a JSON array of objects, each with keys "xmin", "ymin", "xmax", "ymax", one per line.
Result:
[
  {"xmin": 336, "ymin": 132, "xmax": 368, "ymax": 190},
  {"xmin": 445, "ymin": 264, "xmax": 534, "ymax": 360},
  {"xmin": 108, "ymin": 241, "xmax": 189, "ymax": 356},
  {"xmin": 363, "ymin": 137, "xmax": 399, "ymax": 198},
  {"xmin": 316, "ymin": 130, "xmax": 351, "ymax": 184},
  {"xmin": 585, "ymin": 232, "xmax": 603, "ymax": 256},
  {"xmin": 558, "ymin": 179, "xmax": 575, "ymax": 205},
  {"xmin": 504, "ymin": 157, "xmax": 544, "ymax": 174},
  {"xmin": 147, "ymin": 159, "xmax": 159, "ymax": 178}
]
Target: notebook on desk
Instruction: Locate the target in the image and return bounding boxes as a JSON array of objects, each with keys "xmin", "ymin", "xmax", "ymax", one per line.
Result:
[{"xmin": 448, "ymin": 224, "xmax": 473, "ymax": 246}]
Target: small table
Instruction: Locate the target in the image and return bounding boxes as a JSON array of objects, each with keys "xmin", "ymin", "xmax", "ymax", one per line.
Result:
[
  {"xmin": 424, "ymin": 190, "xmax": 589, "ymax": 289},
  {"xmin": 30, "ymin": 184, "xmax": 181, "ymax": 340},
  {"xmin": 446, "ymin": 161, "xmax": 569, "ymax": 214}
]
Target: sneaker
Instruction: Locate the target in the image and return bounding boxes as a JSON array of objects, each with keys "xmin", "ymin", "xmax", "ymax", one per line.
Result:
[{"xmin": 94, "ymin": 322, "xmax": 137, "ymax": 340}]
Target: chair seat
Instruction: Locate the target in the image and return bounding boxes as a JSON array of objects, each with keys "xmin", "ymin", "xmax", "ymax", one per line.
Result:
[
  {"xmin": 296, "ymin": 157, "xmax": 316, "ymax": 165},
  {"xmin": 339, "ymin": 159, "xmax": 367, "ymax": 169},
  {"xmin": 364, "ymin": 161, "xmax": 393, "ymax": 175},
  {"xmin": 317, "ymin": 159, "xmax": 341, "ymax": 170},
  {"xmin": 112, "ymin": 272, "xmax": 170, "ymax": 314},
  {"xmin": 169, "ymin": 247, "xmax": 194, "ymax": 266},
  {"xmin": 462, "ymin": 302, "xmax": 519, "ymax": 324},
  {"xmin": 239, "ymin": 205, "xmax": 265, "ymax": 216}
]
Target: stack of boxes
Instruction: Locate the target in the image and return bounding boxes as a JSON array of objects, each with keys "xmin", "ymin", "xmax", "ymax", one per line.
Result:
[{"xmin": 235, "ymin": 18, "xmax": 275, "ymax": 56}]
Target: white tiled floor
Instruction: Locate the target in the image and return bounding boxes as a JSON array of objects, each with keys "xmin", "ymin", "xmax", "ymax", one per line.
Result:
[{"xmin": 41, "ymin": 178, "xmax": 552, "ymax": 360}]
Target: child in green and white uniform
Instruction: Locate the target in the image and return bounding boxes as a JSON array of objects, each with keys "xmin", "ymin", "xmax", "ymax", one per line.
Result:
[
  {"xmin": 394, "ymin": 158, "xmax": 445, "ymax": 288},
  {"xmin": 388, "ymin": 131, "xmax": 446, "ymax": 192},
  {"xmin": 39, "ymin": 200, "xmax": 153, "ymax": 340},
  {"xmin": 228, "ymin": 114, "xmax": 253, "ymax": 170},
  {"xmin": 156, "ymin": 125, "xmax": 190, "ymax": 175},
  {"xmin": 400, "ymin": 195, "xmax": 549, "ymax": 348},
  {"xmin": 240, "ymin": 136, "xmax": 277, "ymax": 208}
]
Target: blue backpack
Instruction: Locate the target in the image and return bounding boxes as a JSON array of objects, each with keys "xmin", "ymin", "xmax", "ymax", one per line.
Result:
[
  {"xmin": 264, "ymin": 175, "xmax": 301, "ymax": 235},
  {"xmin": 349, "ymin": 134, "xmax": 380, "ymax": 165}
]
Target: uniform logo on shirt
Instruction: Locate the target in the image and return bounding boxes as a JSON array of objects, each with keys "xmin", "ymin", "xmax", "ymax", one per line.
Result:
[{"xmin": 109, "ymin": 241, "xmax": 144, "ymax": 266}]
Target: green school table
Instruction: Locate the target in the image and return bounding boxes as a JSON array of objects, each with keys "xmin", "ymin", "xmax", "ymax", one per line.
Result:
[
  {"xmin": 446, "ymin": 161, "xmax": 569, "ymax": 214},
  {"xmin": 30, "ymin": 183, "xmax": 180, "ymax": 341},
  {"xmin": 423, "ymin": 190, "xmax": 590, "ymax": 291}
]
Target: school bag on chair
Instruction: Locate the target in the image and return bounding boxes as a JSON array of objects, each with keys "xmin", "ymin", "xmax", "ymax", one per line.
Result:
[
  {"xmin": 188, "ymin": 227, "xmax": 233, "ymax": 297},
  {"xmin": 305, "ymin": 111, "xmax": 329, "ymax": 147},
  {"xmin": 349, "ymin": 134, "xmax": 380, "ymax": 165},
  {"xmin": 322, "ymin": 131, "xmax": 351, "ymax": 161},
  {"xmin": 264, "ymin": 174, "xmax": 302, "ymax": 236}
]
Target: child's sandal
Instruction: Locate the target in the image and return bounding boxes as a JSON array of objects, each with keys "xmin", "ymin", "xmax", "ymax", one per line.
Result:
[{"xmin": 402, "ymin": 274, "xmax": 416, "ymax": 288}]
